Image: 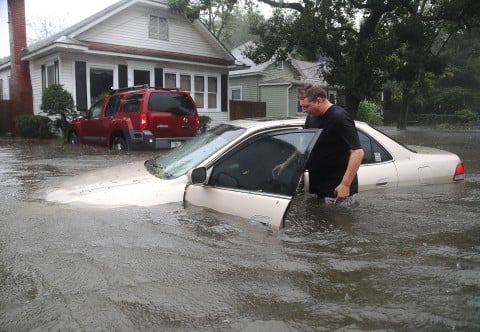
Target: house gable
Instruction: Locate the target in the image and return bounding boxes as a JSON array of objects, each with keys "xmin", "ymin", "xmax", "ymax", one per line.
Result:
[{"xmin": 75, "ymin": 3, "xmax": 232, "ymax": 63}]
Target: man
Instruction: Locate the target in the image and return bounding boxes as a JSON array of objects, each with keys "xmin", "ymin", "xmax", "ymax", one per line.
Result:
[{"xmin": 274, "ymin": 84, "xmax": 364, "ymax": 206}]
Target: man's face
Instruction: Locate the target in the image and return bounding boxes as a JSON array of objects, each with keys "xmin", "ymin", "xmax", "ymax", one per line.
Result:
[{"xmin": 299, "ymin": 97, "xmax": 325, "ymax": 115}]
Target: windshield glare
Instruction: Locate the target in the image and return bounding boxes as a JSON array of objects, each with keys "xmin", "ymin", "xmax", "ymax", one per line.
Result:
[{"xmin": 146, "ymin": 124, "xmax": 246, "ymax": 179}]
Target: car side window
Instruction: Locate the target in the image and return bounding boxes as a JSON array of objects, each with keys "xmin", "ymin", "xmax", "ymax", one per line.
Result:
[
  {"xmin": 123, "ymin": 93, "xmax": 143, "ymax": 113},
  {"xmin": 209, "ymin": 131, "xmax": 315, "ymax": 196},
  {"xmin": 358, "ymin": 130, "xmax": 393, "ymax": 164},
  {"xmin": 105, "ymin": 95, "xmax": 122, "ymax": 117},
  {"xmin": 88, "ymin": 100, "xmax": 103, "ymax": 119}
]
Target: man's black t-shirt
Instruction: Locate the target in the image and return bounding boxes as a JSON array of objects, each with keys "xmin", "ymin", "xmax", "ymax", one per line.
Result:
[{"xmin": 305, "ymin": 105, "xmax": 362, "ymax": 197}]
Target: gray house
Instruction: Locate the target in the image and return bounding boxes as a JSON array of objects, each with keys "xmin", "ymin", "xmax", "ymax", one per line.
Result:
[
  {"xmin": 229, "ymin": 42, "xmax": 337, "ymax": 117},
  {"xmin": 0, "ymin": 0, "xmax": 239, "ymax": 126}
]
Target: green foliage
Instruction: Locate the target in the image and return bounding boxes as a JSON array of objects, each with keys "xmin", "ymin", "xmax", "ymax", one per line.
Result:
[
  {"xmin": 199, "ymin": 115, "xmax": 212, "ymax": 132},
  {"xmin": 357, "ymin": 100, "xmax": 384, "ymax": 126},
  {"xmin": 15, "ymin": 115, "xmax": 53, "ymax": 138},
  {"xmin": 413, "ymin": 109, "xmax": 479, "ymax": 128},
  {"xmin": 40, "ymin": 84, "xmax": 75, "ymax": 138},
  {"xmin": 243, "ymin": 0, "xmax": 480, "ymax": 123}
]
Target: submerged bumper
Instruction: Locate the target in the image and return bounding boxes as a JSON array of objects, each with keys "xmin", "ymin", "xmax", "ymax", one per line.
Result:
[{"xmin": 125, "ymin": 130, "xmax": 194, "ymax": 149}]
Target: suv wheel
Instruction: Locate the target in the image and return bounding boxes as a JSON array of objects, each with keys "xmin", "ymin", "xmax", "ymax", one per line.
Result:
[
  {"xmin": 112, "ymin": 136, "xmax": 128, "ymax": 151},
  {"xmin": 69, "ymin": 132, "xmax": 80, "ymax": 145}
]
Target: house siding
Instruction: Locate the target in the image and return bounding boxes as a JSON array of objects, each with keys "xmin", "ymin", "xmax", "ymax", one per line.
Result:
[
  {"xmin": 78, "ymin": 5, "xmax": 224, "ymax": 60},
  {"xmin": 263, "ymin": 62, "xmax": 299, "ymax": 82},
  {"xmin": 229, "ymin": 76, "xmax": 262, "ymax": 102},
  {"xmin": 260, "ymin": 85, "xmax": 288, "ymax": 118}
]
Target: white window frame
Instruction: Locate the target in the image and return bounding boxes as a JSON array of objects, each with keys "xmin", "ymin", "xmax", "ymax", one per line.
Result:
[
  {"xmin": 229, "ymin": 85, "xmax": 242, "ymax": 100},
  {"xmin": 86, "ymin": 63, "xmax": 118, "ymax": 108},
  {"xmin": 149, "ymin": 15, "xmax": 169, "ymax": 41},
  {"xmin": 164, "ymin": 70, "xmax": 221, "ymax": 112},
  {"xmin": 126, "ymin": 60, "xmax": 154, "ymax": 87}
]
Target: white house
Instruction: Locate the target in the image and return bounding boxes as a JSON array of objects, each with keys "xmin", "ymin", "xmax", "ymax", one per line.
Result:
[{"xmin": 0, "ymin": 0, "xmax": 240, "ymax": 126}]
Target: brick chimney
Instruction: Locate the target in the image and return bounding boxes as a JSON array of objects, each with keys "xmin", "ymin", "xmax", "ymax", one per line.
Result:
[{"xmin": 8, "ymin": 0, "xmax": 33, "ymax": 134}]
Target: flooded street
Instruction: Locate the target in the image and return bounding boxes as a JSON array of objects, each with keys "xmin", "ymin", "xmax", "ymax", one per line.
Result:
[{"xmin": 1, "ymin": 128, "xmax": 479, "ymax": 331}]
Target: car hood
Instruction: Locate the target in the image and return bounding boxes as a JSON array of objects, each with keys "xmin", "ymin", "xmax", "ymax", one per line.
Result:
[{"xmin": 45, "ymin": 160, "xmax": 188, "ymax": 208}]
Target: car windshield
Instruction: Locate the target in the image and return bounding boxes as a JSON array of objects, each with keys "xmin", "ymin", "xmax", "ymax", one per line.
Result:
[{"xmin": 145, "ymin": 124, "xmax": 246, "ymax": 179}]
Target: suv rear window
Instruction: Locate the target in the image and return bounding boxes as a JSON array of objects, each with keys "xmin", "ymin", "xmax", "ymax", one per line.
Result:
[{"xmin": 148, "ymin": 92, "xmax": 195, "ymax": 115}]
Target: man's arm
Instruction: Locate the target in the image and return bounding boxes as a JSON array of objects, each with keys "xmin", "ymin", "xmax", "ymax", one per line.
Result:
[{"xmin": 334, "ymin": 148, "xmax": 364, "ymax": 200}]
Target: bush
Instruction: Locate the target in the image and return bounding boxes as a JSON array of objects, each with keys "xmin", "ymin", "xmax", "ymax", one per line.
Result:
[
  {"xmin": 40, "ymin": 84, "xmax": 75, "ymax": 139},
  {"xmin": 199, "ymin": 115, "xmax": 212, "ymax": 132},
  {"xmin": 15, "ymin": 115, "xmax": 53, "ymax": 138},
  {"xmin": 357, "ymin": 100, "xmax": 383, "ymax": 126}
]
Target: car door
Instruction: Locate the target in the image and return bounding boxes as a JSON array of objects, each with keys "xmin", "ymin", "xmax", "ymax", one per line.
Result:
[
  {"xmin": 183, "ymin": 128, "xmax": 322, "ymax": 229},
  {"xmin": 357, "ymin": 129, "xmax": 399, "ymax": 191},
  {"xmin": 82, "ymin": 99, "xmax": 105, "ymax": 145}
]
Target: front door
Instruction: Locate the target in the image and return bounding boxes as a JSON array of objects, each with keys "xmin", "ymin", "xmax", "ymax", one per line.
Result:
[{"xmin": 184, "ymin": 129, "xmax": 321, "ymax": 229}]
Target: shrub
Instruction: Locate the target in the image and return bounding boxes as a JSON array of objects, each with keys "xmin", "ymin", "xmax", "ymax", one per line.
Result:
[
  {"xmin": 15, "ymin": 115, "xmax": 53, "ymax": 138},
  {"xmin": 199, "ymin": 115, "xmax": 212, "ymax": 132},
  {"xmin": 40, "ymin": 84, "xmax": 75, "ymax": 139},
  {"xmin": 454, "ymin": 108, "xmax": 478, "ymax": 126},
  {"xmin": 357, "ymin": 100, "xmax": 383, "ymax": 126}
]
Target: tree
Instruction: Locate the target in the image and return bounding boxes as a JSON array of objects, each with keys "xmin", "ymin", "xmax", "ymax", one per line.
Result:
[
  {"xmin": 432, "ymin": 29, "xmax": 480, "ymax": 115},
  {"xmin": 40, "ymin": 84, "xmax": 75, "ymax": 139},
  {"xmin": 246, "ymin": 0, "xmax": 480, "ymax": 127},
  {"xmin": 169, "ymin": 0, "xmax": 243, "ymax": 40},
  {"xmin": 26, "ymin": 14, "xmax": 66, "ymax": 45}
]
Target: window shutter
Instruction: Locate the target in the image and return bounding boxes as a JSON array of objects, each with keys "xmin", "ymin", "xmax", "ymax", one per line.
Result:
[
  {"xmin": 221, "ymin": 74, "xmax": 228, "ymax": 112},
  {"xmin": 118, "ymin": 65, "xmax": 128, "ymax": 88},
  {"xmin": 154, "ymin": 68, "xmax": 163, "ymax": 88},
  {"xmin": 75, "ymin": 61, "xmax": 87, "ymax": 111}
]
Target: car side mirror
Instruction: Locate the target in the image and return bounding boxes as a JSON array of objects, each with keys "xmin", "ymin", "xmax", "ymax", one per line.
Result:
[
  {"xmin": 79, "ymin": 109, "xmax": 88, "ymax": 118},
  {"xmin": 188, "ymin": 167, "xmax": 207, "ymax": 184}
]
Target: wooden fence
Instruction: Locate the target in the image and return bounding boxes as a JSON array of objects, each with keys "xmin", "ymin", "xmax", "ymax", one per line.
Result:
[
  {"xmin": 0, "ymin": 100, "xmax": 13, "ymax": 136},
  {"xmin": 229, "ymin": 100, "xmax": 266, "ymax": 120}
]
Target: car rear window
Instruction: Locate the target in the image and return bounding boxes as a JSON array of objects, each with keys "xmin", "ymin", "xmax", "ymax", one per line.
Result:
[{"xmin": 148, "ymin": 92, "xmax": 195, "ymax": 115}]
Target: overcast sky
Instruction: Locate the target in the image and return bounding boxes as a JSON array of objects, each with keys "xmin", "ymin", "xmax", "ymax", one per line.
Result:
[
  {"xmin": 0, "ymin": 0, "xmax": 272, "ymax": 59},
  {"xmin": 0, "ymin": 0, "xmax": 119, "ymax": 57}
]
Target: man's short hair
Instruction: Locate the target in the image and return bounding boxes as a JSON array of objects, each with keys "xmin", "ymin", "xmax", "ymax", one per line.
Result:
[{"xmin": 298, "ymin": 84, "xmax": 328, "ymax": 101}]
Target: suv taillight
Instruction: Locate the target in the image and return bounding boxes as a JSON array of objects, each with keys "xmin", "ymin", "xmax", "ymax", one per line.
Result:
[
  {"xmin": 140, "ymin": 113, "xmax": 148, "ymax": 130},
  {"xmin": 194, "ymin": 115, "xmax": 200, "ymax": 130},
  {"xmin": 453, "ymin": 162, "xmax": 465, "ymax": 181}
]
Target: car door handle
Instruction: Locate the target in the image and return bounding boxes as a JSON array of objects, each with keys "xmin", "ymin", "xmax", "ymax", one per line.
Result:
[{"xmin": 376, "ymin": 182, "xmax": 388, "ymax": 186}]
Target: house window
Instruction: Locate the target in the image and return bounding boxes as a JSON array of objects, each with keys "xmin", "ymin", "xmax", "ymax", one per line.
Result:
[
  {"xmin": 41, "ymin": 61, "xmax": 59, "ymax": 91},
  {"xmin": 90, "ymin": 68, "xmax": 113, "ymax": 105},
  {"xmin": 194, "ymin": 75, "xmax": 205, "ymax": 108},
  {"xmin": 165, "ymin": 71, "xmax": 220, "ymax": 112},
  {"xmin": 0, "ymin": 79, "xmax": 3, "ymax": 100},
  {"xmin": 149, "ymin": 15, "xmax": 168, "ymax": 40},
  {"xmin": 230, "ymin": 86, "xmax": 242, "ymax": 100},
  {"xmin": 180, "ymin": 74, "xmax": 191, "ymax": 92},
  {"xmin": 208, "ymin": 77, "xmax": 217, "ymax": 108}
]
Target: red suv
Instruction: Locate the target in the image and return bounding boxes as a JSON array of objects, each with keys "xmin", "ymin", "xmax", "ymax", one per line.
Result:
[{"xmin": 67, "ymin": 85, "xmax": 200, "ymax": 150}]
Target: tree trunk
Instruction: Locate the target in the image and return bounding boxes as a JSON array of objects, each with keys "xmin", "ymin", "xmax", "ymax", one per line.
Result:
[
  {"xmin": 345, "ymin": 94, "xmax": 361, "ymax": 119},
  {"xmin": 397, "ymin": 90, "xmax": 411, "ymax": 130}
]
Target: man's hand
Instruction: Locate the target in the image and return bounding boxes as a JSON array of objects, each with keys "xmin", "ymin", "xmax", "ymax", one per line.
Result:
[
  {"xmin": 334, "ymin": 183, "xmax": 350, "ymax": 201},
  {"xmin": 272, "ymin": 163, "xmax": 286, "ymax": 178}
]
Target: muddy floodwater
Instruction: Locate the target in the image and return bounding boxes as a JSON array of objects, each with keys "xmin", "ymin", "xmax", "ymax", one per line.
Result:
[{"xmin": 1, "ymin": 127, "xmax": 479, "ymax": 331}]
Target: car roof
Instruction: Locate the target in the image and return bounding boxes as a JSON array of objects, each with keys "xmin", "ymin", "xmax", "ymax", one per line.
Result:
[
  {"xmin": 226, "ymin": 116, "xmax": 368, "ymax": 131},
  {"xmin": 227, "ymin": 117, "xmax": 305, "ymax": 130}
]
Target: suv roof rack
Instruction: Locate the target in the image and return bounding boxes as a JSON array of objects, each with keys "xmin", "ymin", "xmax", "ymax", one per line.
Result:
[{"xmin": 109, "ymin": 85, "xmax": 181, "ymax": 95}]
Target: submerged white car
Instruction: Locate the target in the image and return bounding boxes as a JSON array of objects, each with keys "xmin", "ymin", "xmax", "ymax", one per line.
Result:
[{"xmin": 46, "ymin": 117, "xmax": 465, "ymax": 228}]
